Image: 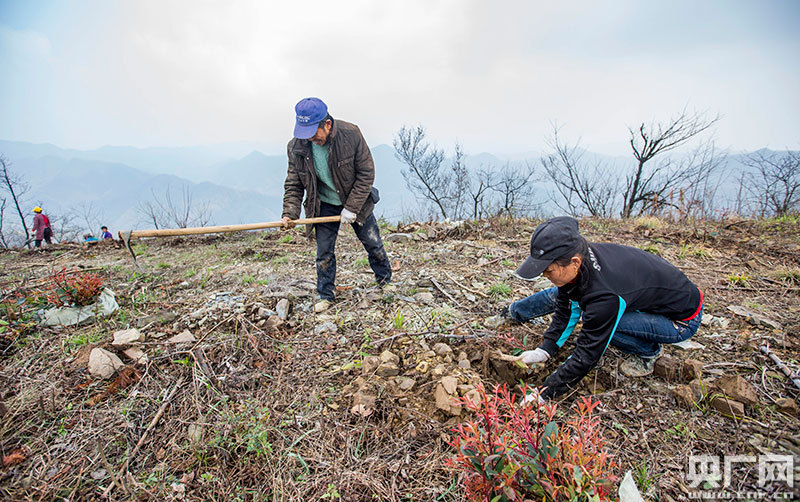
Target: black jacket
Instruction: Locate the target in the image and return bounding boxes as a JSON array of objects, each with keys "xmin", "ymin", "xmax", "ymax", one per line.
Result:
[
  {"xmin": 282, "ymin": 119, "xmax": 376, "ymax": 237},
  {"xmin": 539, "ymin": 242, "xmax": 701, "ymax": 399}
]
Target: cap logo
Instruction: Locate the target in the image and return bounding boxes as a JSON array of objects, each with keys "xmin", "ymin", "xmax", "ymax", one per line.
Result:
[
  {"xmin": 533, "ymin": 248, "xmax": 545, "ymax": 256},
  {"xmin": 297, "ymin": 115, "xmax": 311, "ymax": 123}
]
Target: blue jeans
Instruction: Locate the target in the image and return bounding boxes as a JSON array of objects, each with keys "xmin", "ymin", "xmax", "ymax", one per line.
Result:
[
  {"xmin": 315, "ymin": 201, "xmax": 392, "ymax": 300},
  {"xmin": 509, "ymin": 287, "xmax": 702, "ymax": 358}
]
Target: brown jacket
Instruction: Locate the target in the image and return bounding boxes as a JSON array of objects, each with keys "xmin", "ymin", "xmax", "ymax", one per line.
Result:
[{"xmin": 282, "ymin": 119, "xmax": 376, "ymax": 236}]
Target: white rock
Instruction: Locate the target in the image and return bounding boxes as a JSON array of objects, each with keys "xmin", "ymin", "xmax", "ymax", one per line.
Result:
[
  {"xmin": 276, "ymin": 299, "xmax": 290, "ymax": 320},
  {"xmin": 413, "ymin": 292, "xmax": 435, "ymax": 305},
  {"xmin": 672, "ymin": 340, "xmax": 706, "ymax": 350},
  {"xmin": 123, "ymin": 347, "xmax": 148, "ymax": 365},
  {"xmin": 112, "ymin": 328, "xmax": 143, "ymax": 347},
  {"xmin": 88, "ymin": 348, "xmax": 124, "ymax": 379},
  {"xmin": 166, "ymin": 330, "xmax": 196, "ymax": 344}
]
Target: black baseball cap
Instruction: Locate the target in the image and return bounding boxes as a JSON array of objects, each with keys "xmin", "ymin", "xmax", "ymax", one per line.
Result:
[{"xmin": 516, "ymin": 216, "xmax": 582, "ymax": 279}]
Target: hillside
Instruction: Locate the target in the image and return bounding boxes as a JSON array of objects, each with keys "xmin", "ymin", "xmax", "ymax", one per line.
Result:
[{"xmin": 0, "ymin": 216, "xmax": 798, "ymax": 500}]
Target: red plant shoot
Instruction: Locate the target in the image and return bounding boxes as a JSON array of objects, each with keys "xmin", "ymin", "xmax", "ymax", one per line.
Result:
[{"xmin": 447, "ymin": 384, "xmax": 617, "ymax": 502}]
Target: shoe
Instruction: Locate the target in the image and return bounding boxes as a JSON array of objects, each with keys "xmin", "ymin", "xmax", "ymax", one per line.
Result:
[
  {"xmin": 484, "ymin": 306, "xmax": 515, "ymax": 329},
  {"xmin": 619, "ymin": 346, "xmax": 662, "ymax": 378},
  {"xmin": 314, "ymin": 299, "xmax": 332, "ymax": 313}
]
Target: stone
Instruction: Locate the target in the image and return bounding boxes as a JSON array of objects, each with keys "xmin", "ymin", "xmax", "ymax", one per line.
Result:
[
  {"xmin": 726, "ymin": 305, "xmax": 782, "ymax": 330},
  {"xmin": 137, "ymin": 311, "xmax": 177, "ymax": 328},
  {"xmin": 314, "ymin": 322, "xmax": 337, "ymax": 335},
  {"xmin": 351, "ymin": 390, "xmax": 376, "ymax": 417},
  {"xmin": 314, "ymin": 300, "xmax": 332, "ymax": 313},
  {"xmin": 264, "ymin": 316, "xmax": 283, "ymax": 330},
  {"xmin": 88, "ymin": 348, "xmax": 124, "ymax": 379},
  {"xmin": 457, "ymin": 351, "xmax": 468, "ymax": 361},
  {"xmin": 681, "ymin": 359, "xmax": 704, "ymax": 382},
  {"xmin": 123, "ymin": 347, "xmax": 148, "ymax": 365},
  {"xmin": 710, "ymin": 396, "xmax": 745, "ymax": 417},
  {"xmin": 432, "ymin": 343, "xmax": 453, "ymax": 357},
  {"xmin": 385, "ymin": 233, "xmax": 413, "ymax": 242},
  {"xmin": 380, "ymin": 350, "xmax": 400, "ymax": 365},
  {"xmin": 464, "ymin": 389, "xmax": 482, "ymax": 407},
  {"xmin": 376, "ymin": 363, "xmax": 400, "ymax": 377},
  {"xmin": 457, "ymin": 384, "xmax": 475, "ymax": 396},
  {"xmin": 276, "ymin": 299, "xmax": 290, "ymax": 320},
  {"xmin": 673, "ymin": 340, "xmax": 706, "ymax": 350},
  {"xmin": 440, "ymin": 376, "xmax": 458, "ymax": 395},
  {"xmin": 458, "ymin": 359, "xmax": 471, "ymax": 370},
  {"xmin": 257, "ymin": 307, "xmax": 271, "ymax": 319},
  {"xmin": 166, "ymin": 330, "xmax": 196, "ymax": 344},
  {"xmin": 362, "ymin": 356, "xmax": 381, "ymax": 374},
  {"xmin": 112, "ymin": 328, "xmax": 144, "ymax": 347},
  {"xmin": 653, "ymin": 355, "xmax": 682, "ymax": 382},
  {"xmin": 396, "ymin": 377, "xmax": 416, "ymax": 391},
  {"xmin": 434, "ymin": 383, "xmax": 451, "ymax": 411},
  {"xmin": 715, "ymin": 375, "xmax": 758, "ymax": 406},
  {"xmin": 415, "ymin": 361, "xmax": 430, "ymax": 374},
  {"xmin": 431, "ymin": 364, "xmax": 448, "ymax": 377},
  {"xmin": 775, "ymin": 398, "xmax": 798, "ymax": 417},
  {"xmin": 672, "ymin": 385, "xmax": 696, "ymax": 409},
  {"xmin": 413, "ymin": 292, "xmax": 435, "ymax": 305}
]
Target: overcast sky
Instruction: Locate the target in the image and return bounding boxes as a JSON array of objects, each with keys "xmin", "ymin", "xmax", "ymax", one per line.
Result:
[{"xmin": 1, "ymin": 0, "xmax": 798, "ymax": 156}]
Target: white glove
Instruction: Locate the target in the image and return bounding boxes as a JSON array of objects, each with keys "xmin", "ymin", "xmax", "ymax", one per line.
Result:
[
  {"xmin": 340, "ymin": 208, "xmax": 357, "ymax": 225},
  {"xmin": 519, "ymin": 348, "xmax": 550, "ymax": 365},
  {"xmin": 522, "ymin": 387, "xmax": 546, "ymax": 406}
]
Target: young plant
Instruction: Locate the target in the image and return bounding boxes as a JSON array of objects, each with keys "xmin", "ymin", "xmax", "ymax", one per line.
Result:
[
  {"xmin": 488, "ymin": 283, "xmax": 512, "ymax": 300},
  {"xmin": 48, "ymin": 269, "xmax": 104, "ymax": 307},
  {"xmin": 726, "ymin": 272, "xmax": 750, "ymax": 287},
  {"xmin": 447, "ymin": 384, "xmax": 617, "ymax": 502}
]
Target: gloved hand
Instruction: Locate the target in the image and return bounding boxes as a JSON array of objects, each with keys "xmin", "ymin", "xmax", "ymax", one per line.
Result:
[
  {"xmin": 340, "ymin": 208, "xmax": 357, "ymax": 225},
  {"xmin": 522, "ymin": 387, "xmax": 546, "ymax": 406},
  {"xmin": 280, "ymin": 216, "xmax": 296, "ymax": 230},
  {"xmin": 519, "ymin": 348, "xmax": 550, "ymax": 365}
]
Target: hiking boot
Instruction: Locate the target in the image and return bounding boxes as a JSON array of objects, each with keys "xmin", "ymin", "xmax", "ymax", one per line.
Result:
[
  {"xmin": 484, "ymin": 306, "xmax": 515, "ymax": 329},
  {"xmin": 314, "ymin": 299, "xmax": 332, "ymax": 313},
  {"xmin": 619, "ymin": 346, "xmax": 663, "ymax": 378}
]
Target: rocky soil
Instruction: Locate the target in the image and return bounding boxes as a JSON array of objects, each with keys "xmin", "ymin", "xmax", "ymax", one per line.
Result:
[{"xmin": 0, "ymin": 217, "xmax": 798, "ymax": 500}]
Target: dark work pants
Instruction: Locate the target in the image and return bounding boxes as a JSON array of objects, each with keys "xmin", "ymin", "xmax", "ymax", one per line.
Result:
[
  {"xmin": 35, "ymin": 228, "xmax": 52, "ymax": 247},
  {"xmin": 315, "ymin": 201, "xmax": 392, "ymax": 300}
]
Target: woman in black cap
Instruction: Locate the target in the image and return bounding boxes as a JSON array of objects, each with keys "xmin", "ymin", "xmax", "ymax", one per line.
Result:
[{"xmin": 500, "ymin": 216, "xmax": 703, "ymax": 402}]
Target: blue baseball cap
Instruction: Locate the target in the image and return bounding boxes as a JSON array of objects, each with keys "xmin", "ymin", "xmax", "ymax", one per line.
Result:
[{"xmin": 293, "ymin": 97, "xmax": 328, "ymax": 139}]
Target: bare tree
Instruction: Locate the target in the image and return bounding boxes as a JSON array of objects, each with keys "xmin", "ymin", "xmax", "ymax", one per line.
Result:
[
  {"xmin": 489, "ymin": 162, "xmax": 539, "ymax": 217},
  {"xmin": 0, "ymin": 154, "xmax": 32, "ymax": 247},
  {"xmin": 393, "ymin": 126, "xmax": 451, "ymax": 219},
  {"xmin": 669, "ymin": 142, "xmax": 727, "ymax": 221},
  {"xmin": 137, "ymin": 184, "xmax": 212, "ymax": 229},
  {"xmin": 449, "ymin": 142, "xmax": 470, "ymax": 219},
  {"xmin": 0, "ymin": 198, "xmax": 8, "ymax": 248},
  {"xmin": 744, "ymin": 149, "xmax": 800, "ymax": 217},
  {"xmin": 467, "ymin": 166, "xmax": 497, "ymax": 220},
  {"xmin": 622, "ymin": 110, "xmax": 719, "ymax": 218},
  {"xmin": 77, "ymin": 201, "xmax": 103, "ymax": 235},
  {"xmin": 541, "ymin": 126, "xmax": 620, "ymax": 218}
]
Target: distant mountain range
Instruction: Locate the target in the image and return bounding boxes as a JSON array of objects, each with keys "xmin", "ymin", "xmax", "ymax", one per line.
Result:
[{"xmin": 0, "ymin": 139, "xmax": 793, "ymax": 242}]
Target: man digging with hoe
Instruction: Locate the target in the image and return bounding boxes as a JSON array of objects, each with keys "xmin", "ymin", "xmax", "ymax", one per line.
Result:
[{"xmin": 281, "ymin": 97, "xmax": 392, "ymax": 313}]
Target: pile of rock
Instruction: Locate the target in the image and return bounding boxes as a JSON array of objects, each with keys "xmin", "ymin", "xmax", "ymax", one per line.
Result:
[
  {"xmin": 85, "ymin": 327, "xmax": 197, "ymax": 380},
  {"xmin": 344, "ymin": 339, "xmax": 485, "ymax": 421}
]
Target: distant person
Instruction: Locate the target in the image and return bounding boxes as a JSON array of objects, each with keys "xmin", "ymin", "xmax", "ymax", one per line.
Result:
[
  {"xmin": 281, "ymin": 97, "xmax": 391, "ymax": 312},
  {"xmin": 83, "ymin": 233, "xmax": 99, "ymax": 245},
  {"xmin": 100, "ymin": 226, "xmax": 113, "ymax": 239},
  {"xmin": 31, "ymin": 207, "xmax": 52, "ymax": 248},
  {"xmin": 492, "ymin": 216, "xmax": 703, "ymax": 402}
]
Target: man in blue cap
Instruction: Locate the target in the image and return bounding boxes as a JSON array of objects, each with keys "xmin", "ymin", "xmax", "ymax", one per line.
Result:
[{"xmin": 281, "ymin": 97, "xmax": 392, "ymax": 312}]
